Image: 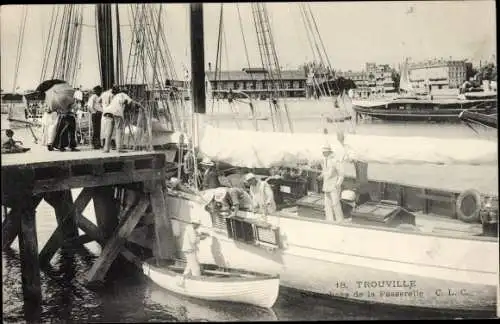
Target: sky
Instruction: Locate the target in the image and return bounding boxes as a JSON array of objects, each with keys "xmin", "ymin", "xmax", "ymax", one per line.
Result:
[{"xmin": 0, "ymin": 1, "xmax": 496, "ymax": 92}]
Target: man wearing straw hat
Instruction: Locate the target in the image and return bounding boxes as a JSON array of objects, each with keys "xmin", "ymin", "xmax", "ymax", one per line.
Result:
[
  {"xmin": 199, "ymin": 157, "xmax": 221, "ymax": 190},
  {"xmin": 318, "ymin": 144, "xmax": 345, "ymax": 222},
  {"xmin": 181, "ymin": 216, "xmax": 209, "ymax": 277}
]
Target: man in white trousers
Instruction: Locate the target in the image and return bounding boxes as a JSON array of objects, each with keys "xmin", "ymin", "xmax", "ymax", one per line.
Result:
[
  {"xmin": 181, "ymin": 217, "xmax": 209, "ymax": 278},
  {"xmin": 318, "ymin": 144, "xmax": 345, "ymax": 222}
]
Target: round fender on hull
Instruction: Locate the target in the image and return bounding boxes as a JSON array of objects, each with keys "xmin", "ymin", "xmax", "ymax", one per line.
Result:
[{"xmin": 456, "ymin": 189, "xmax": 482, "ymax": 223}]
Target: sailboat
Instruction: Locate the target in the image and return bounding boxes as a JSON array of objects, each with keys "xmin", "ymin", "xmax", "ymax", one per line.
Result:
[
  {"xmin": 352, "ymin": 58, "xmax": 497, "ymax": 122},
  {"xmin": 164, "ymin": 3, "xmax": 498, "ymax": 312}
]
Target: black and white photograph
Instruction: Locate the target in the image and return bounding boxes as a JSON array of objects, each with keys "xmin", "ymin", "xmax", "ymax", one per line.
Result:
[{"xmin": 1, "ymin": 1, "xmax": 498, "ymax": 322}]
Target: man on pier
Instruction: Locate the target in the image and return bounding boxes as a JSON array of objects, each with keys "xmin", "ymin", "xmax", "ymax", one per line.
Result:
[
  {"xmin": 318, "ymin": 144, "xmax": 345, "ymax": 222},
  {"xmin": 86, "ymin": 85, "xmax": 103, "ymax": 149},
  {"xmin": 99, "ymin": 85, "xmax": 118, "ymax": 147},
  {"xmin": 102, "ymin": 88, "xmax": 134, "ymax": 153},
  {"xmin": 45, "ymin": 82, "xmax": 79, "ymax": 152}
]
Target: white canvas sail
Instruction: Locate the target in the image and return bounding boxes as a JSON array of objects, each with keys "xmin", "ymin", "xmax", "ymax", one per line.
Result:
[
  {"xmin": 200, "ymin": 124, "xmax": 497, "ymax": 167},
  {"xmin": 399, "ymin": 58, "xmax": 414, "ymax": 93}
]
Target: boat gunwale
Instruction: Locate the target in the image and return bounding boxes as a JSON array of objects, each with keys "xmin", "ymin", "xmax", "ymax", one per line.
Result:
[
  {"xmin": 145, "ymin": 261, "xmax": 280, "ymax": 282},
  {"xmin": 167, "ymin": 192, "xmax": 498, "ymax": 243}
]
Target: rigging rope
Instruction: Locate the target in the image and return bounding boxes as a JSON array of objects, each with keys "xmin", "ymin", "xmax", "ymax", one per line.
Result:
[{"xmin": 12, "ymin": 6, "xmax": 28, "ymax": 93}]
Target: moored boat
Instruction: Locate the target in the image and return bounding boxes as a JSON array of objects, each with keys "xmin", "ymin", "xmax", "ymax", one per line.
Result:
[
  {"xmin": 458, "ymin": 110, "xmax": 497, "ymax": 129},
  {"xmin": 352, "ymin": 97, "xmax": 497, "ymax": 122},
  {"xmin": 166, "ymin": 188, "xmax": 497, "ymax": 312},
  {"xmin": 142, "ymin": 259, "xmax": 280, "ymax": 309}
]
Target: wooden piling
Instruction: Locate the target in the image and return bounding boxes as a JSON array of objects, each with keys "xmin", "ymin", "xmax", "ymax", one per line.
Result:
[
  {"xmin": 39, "ymin": 189, "xmax": 92, "ymax": 266},
  {"xmin": 146, "ymin": 180, "xmax": 176, "ymax": 260},
  {"xmin": 93, "ymin": 186, "xmax": 119, "ymax": 239},
  {"xmin": 18, "ymin": 196, "xmax": 42, "ymax": 320},
  {"xmin": 85, "ymin": 195, "xmax": 150, "ymax": 283}
]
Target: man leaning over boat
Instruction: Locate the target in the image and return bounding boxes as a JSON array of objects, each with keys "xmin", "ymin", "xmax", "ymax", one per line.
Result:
[{"xmin": 207, "ymin": 187, "xmax": 253, "ymax": 218}]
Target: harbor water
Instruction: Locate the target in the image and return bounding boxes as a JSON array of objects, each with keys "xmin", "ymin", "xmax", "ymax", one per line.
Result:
[{"xmin": 1, "ymin": 108, "xmax": 497, "ymax": 321}]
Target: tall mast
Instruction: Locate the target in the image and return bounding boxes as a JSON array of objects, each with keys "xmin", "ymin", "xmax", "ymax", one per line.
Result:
[
  {"xmin": 189, "ymin": 3, "xmax": 206, "ymax": 146},
  {"xmin": 96, "ymin": 4, "xmax": 115, "ymax": 89},
  {"xmin": 190, "ymin": 3, "xmax": 206, "ymax": 114}
]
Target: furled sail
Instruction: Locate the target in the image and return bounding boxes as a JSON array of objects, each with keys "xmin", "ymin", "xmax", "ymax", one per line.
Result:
[
  {"xmin": 200, "ymin": 124, "xmax": 497, "ymax": 167},
  {"xmin": 399, "ymin": 58, "xmax": 414, "ymax": 93}
]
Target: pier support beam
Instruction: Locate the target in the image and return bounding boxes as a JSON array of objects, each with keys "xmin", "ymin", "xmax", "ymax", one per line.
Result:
[
  {"xmin": 93, "ymin": 186, "xmax": 119, "ymax": 239},
  {"xmin": 2, "ymin": 196, "xmax": 42, "ymax": 251},
  {"xmin": 85, "ymin": 195, "xmax": 150, "ymax": 283},
  {"xmin": 146, "ymin": 180, "xmax": 176, "ymax": 260},
  {"xmin": 39, "ymin": 188, "xmax": 93, "ymax": 266}
]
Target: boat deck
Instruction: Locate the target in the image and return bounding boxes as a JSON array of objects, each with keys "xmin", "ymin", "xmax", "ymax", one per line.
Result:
[{"xmin": 275, "ymin": 205, "xmax": 484, "ymax": 237}]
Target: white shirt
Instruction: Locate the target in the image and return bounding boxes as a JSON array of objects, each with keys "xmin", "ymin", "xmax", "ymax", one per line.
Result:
[
  {"xmin": 74, "ymin": 90, "xmax": 83, "ymax": 101},
  {"xmin": 86, "ymin": 94, "xmax": 102, "ymax": 113},
  {"xmin": 103, "ymin": 93, "xmax": 132, "ymax": 118},
  {"xmin": 249, "ymin": 179, "xmax": 276, "ymax": 213},
  {"xmin": 321, "ymin": 154, "xmax": 344, "ymax": 192},
  {"xmin": 181, "ymin": 225, "xmax": 200, "ymax": 253},
  {"xmin": 100, "ymin": 89, "xmax": 114, "ymax": 110}
]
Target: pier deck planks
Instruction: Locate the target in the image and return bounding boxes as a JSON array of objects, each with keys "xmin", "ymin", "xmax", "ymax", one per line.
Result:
[{"xmin": 2, "ymin": 150, "xmax": 166, "ymax": 194}]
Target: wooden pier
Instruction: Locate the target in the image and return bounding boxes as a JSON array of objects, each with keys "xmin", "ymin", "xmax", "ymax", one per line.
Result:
[{"xmin": 1, "ymin": 149, "xmax": 176, "ymax": 321}]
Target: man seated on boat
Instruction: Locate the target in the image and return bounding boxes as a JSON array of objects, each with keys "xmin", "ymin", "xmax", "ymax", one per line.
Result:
[
  {"xmin": 206, "ymin": 187, "xmax": 253, "ymax": 218},
  {"xmin": 317, "ymin": 144, "xmax": 345, "ymax": 222},
  {"xmin": 199, "ymin": 157, "xmax": 221, "ymax": 190},
  {"xmin": 244, "ymin": 173, "xmax": 277, "ymax": 218},
  {"xmin": 181, "ymin": 217, "xmax": 210, "ymax": 278}
]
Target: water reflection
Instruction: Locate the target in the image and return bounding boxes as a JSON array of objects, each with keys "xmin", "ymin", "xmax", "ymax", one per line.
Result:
[{"xmin": 2, "ymin": 243, "xmax": 496, "ymax": 322}]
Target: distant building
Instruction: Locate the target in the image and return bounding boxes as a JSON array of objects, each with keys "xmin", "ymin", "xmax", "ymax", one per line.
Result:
[
  {"xmin": 408, "ymin": 59, "xmax": 468, "ymax": 90},
  {"xmin": 339, "ymin": 62, "xmax": 396, "ymax": 98},
  {"xmin": 206, "ymin": 68, "xmax": 307, "ymax": 98}
]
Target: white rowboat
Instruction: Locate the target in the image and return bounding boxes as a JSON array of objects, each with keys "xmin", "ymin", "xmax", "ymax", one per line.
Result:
[{"xmin": 142, "ymin": 260, "xmax": 280, "ymax": 309}]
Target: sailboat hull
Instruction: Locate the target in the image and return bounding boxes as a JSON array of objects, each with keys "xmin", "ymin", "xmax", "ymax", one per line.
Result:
[
  {"xmin": 166, "ymin": 195, "xmax": 497, "ymax": 312},
  {"xmin": 353, "ymin": 99, "xmax": 497, "ymax": 122}
]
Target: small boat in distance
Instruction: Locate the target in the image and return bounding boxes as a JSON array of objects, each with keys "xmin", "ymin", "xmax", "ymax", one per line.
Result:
[
  {"xmin": 458, "ymin": 110, "xmax": 497, "ymax": 129},
  {"xmin": 142, "ymin": 259, "xmax": 280, "ymax": 309}
]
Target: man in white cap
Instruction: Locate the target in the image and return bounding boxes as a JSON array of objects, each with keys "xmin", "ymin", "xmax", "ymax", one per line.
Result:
[
  {"xmin": 181, "ymin": 217, "xmax": 209, "ymax": 277},
  {"xmin": 200, "ymin": 157, "xmax": 221, "ymax": 190},
  {"xmin": 244, "ymin": 173, "xmax": 276, "ymax": 217},
  {"xmin": 318, "ymin": 144, "xmax": 345, "ymax": 222}
]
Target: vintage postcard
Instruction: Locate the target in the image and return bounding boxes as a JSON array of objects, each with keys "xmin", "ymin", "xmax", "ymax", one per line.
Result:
[{"xmin": 1, "ymin": 1, "xmax": 498, "ymax": 322}]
